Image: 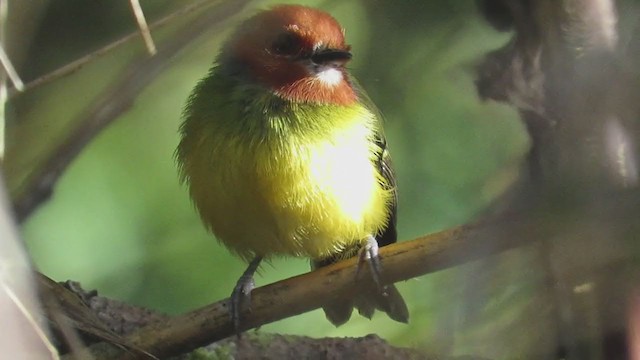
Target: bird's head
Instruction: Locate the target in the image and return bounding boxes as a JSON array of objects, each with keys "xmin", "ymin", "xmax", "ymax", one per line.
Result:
[{"xmin": 221, "ymin": 5, "xmax": 357, "ymax": 105}]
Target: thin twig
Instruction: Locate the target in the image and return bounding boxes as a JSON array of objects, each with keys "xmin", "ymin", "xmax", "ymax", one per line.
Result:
[
  {"xmin": 0, "ymin": 0, "xmax": 8, "ymax": 158},
  {"xmin": 0, "ymin": 44, "xmax": 22, "ymax": 91},
  {"xmin": 128, "ymin": 0, "xmax": 157, "ymax": 55},
  {"xmin": 10, "ymin": 0, "xmax": 228, "ymax": 97},
  {"xmin": 0, "ymin": 0, "xmax": 23, "ymax": 92},
  {"xmin": 11, "ymin": 0, "xmax": 253, "ymax": 221},
  {"xmin": 1, "ymin": 282, "xmax": 60, "ymax": 359}
]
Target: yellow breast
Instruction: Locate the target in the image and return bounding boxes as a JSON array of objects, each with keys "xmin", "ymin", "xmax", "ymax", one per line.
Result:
[{"xmin": 181, "ymin": 97, "xmax": 392, "ymax": 261}]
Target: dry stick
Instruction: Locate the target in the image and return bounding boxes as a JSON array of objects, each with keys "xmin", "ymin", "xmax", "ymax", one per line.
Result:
[
  {"xmin": 10, "ymin": 0, "xmax": 229, "ymax": 97},
  {"xmin": 0, "ymin": 0, "xmax": 23, "ymax": 92},
  {"xmin": 82, "ymin": 215, "xmax": 544, "ymax": 359},
  {"xmin": 128, "ymin": 0, "xmax": 157, "ymax": 55},
  {"xmin": 0, "ymin": 44, "xmax": 23, "ymax": 91},
  {"xmin": 0, "ymin": 0, "xmax": 9, "ymax": 157},
  {"xmin": 12, "ymin": 0, "xmax": 253, "ymax": 222},
  {"xmin": 1, "ymin": 283, "xmax": 60, "ymax": 359}
]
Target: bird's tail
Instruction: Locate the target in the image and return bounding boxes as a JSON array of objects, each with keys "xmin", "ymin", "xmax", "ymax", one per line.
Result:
[{"xmin": 312, "ymin": 261, "xmax": 409, "ymax": 326}]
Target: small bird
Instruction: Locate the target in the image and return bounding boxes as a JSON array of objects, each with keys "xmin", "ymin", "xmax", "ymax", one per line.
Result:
[{"xmin": 176, "ymin": 4, "xmax": 408, "ymax": 328}]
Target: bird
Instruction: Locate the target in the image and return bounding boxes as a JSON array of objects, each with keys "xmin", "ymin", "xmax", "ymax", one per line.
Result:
[{"xmin": 176, "ymin": 4, "xmax": 408, "ymax": 328}]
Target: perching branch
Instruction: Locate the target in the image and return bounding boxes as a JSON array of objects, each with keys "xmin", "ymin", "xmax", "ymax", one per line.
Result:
[
  {"xmin": 50, "ymin": 279, "xmax": 425, "ymax": 360},
  {"xmin": 47, "ymin": 276, "xmax": 425, "ymax": 359},
  {"xmin": 71, "ymin": 212, "xmax": 553, "ymax": 359},
  {"xmin": 11, "ymin": 0, "xmax": 253, "ymax": 222},
  {"xmin": 52, "ymin": 191, "xmax": 640, "ymax": 359}
]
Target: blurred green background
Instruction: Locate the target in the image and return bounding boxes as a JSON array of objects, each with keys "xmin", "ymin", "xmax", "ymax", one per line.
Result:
[{"xmin": 7, "ymin": 0, "xmax": 532, "ymax": 357}]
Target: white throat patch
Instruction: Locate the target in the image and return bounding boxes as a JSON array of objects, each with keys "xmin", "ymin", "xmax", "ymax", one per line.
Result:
[{"xmin": 315, "ymin": 68, "xmax": 343, "ymax": 86}]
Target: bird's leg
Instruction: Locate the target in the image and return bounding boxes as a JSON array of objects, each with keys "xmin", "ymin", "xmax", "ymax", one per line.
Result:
[
  {"xmin": 356, "ymin": 235, "xmax": 388, "ymax": 296},
  {"xmin": 230, "ymin": 256, "xmax": 262, "ymax": 333}
]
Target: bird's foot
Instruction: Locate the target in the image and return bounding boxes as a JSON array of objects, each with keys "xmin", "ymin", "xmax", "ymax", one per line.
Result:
[
  {"xmin": 229, "ymin": 256, "xmax": 262, "ymax": 334},
  {"xmin": 356, "ymin": 235, "xmax": 388, "ymax": 296}
]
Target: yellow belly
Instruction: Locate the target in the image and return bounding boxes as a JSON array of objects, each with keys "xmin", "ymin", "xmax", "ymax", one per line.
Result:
[{"xmin": 186, "ymin": 108, "xmax": 393, "ymax": 261}]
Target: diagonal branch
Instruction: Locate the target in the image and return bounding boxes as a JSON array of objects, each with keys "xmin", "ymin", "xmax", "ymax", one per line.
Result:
[
  {"xmin": 73, "ymin": 213, "xmax": 549, "ymax": 359},
  {"xmin": 11, "ymin": 0, "xmax": 253, "ymax": 222},
  {"xmin": 11, "ymin": 0, "xmax": 236, "ymax": 97},
  {"xmin": 48, "ymin": 189, "xmax": 640, "ymax": 359}
]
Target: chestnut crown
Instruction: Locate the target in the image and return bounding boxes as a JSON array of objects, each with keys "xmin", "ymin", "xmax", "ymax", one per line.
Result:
[{"xmin": 221, "ymin": 5, "xmax": 357, "ymax": 105}]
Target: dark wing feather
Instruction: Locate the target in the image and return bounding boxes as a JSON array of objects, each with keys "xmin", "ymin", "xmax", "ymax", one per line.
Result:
[{"xmin": 373, "ymin": 133, "xmax": 398, "ymax": 248}]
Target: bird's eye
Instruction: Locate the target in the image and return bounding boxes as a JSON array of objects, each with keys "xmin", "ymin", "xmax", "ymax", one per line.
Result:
[{"xmin": 271, "ymin": 33, "xmax": 301, "ymax": 56}]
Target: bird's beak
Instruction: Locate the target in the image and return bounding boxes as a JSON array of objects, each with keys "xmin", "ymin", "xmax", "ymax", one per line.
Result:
[{"xmin": 310, "ymin": 48, "xmax": 352, "ymax": 67}]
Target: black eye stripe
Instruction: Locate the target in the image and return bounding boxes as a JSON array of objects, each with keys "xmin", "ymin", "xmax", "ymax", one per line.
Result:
[{"xmin": 271, "ymin": 32, "xmax": 301, "ymax": 55}]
